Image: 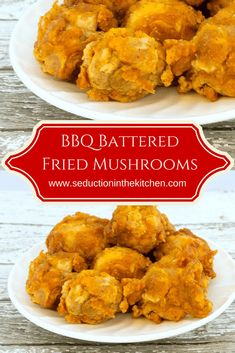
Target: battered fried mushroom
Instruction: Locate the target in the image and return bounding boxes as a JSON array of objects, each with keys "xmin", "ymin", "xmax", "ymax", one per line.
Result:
[
  {"xmin": 77, "ymin": 28, "xmax": 165, "ymax": 102},
  {"xmin": 58, "ymin": 270, "xmax": 122, "ymax": 323},
  {"xmin": 104, "ymin": 206, "xmax": 175, "ymax": 254},
  {"xmin": 92, "ymin": 246, "xmax": 151, "ymax": 280},
  {"xmin": 26, "ymin": 251, "xmax": 87, "ymax": 309},
  {"xmin": 34, "ymin": 1, "xmax": 117, "ymax": 81},
  {"xmin": 178, "ymin": 5, "xmax": 235, "ymax": 101},
  {"xmin": 154, "ymin": 228, "xmax": 217, "ymax": 278},
  {"xmin": 124, "ymin": 0, "xmax": 204, "ymax": 41},
  {"xmin": 46, "ymin": 212, "xmax": 109, "ymax": 261},
  {"xmin": 121, "ymin": 255, "xmax": 213, "ymax": 322}
]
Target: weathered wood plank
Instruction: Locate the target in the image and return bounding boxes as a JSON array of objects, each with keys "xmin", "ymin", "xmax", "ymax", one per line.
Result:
[
  {"xmin": 0, "ymin": 21, "xmax": 14, "ymax": 70},
  {"xmin": 205, "ymin": 130, "xmax": 235, "ymax": 156},
  {"xmin": 0, "ymin": 301, "xmax": 234, "ymax": 346},
  {"xmin": 0, "ymin": 0, "xmax": 36, "ymax": 20},
  {"xmin": 0, "ymin": 189, "xmax": 235, "ymax": 225},
  {"xmin": 0, "ymin": 224, "xmax": 49, "ymax": 264},
  {"xmin": 1, "ymin": 344, "xmax": 235, "ymax": 353},
  {"xmin": 0, "ymin": 132, "xmax": 31, "ymax": 162},
  {"xmin": 204, "ymin": 120, "xmax": 235, "ymax": 130},
  {"xmin": 0, "ymin": 72, "xmax": 81, "ymax": 129},
  {"xmin": 0, "ymin": 265, "xmax": 11, "ymax": 301},
  {"xmin": 0, "ymin": 2, "xmax": 235, "ymax": 351}
]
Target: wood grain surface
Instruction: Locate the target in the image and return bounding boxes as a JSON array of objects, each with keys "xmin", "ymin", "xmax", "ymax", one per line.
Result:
[{"xmin": 0, "ymin": 0, "xmax": 235, "ymax": 352}]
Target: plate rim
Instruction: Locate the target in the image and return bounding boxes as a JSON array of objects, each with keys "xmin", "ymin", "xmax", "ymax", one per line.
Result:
[
  {"xmin": 8, "ymin": 239, "xmax": 235, "ymax": 343},
  {"xmin": 9, "ymin": 0, "xmax": 235, "ymax": 125}
]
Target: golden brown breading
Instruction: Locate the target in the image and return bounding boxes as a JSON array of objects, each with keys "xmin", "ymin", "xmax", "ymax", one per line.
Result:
[
  {"xmin": 124, "ymin": 0, "xmax": 204, "ymax": 41},
  {"xmin": 64, "ymin": 0, "xmax": 138, "ymax": 18},
  {"xmin": 120, "ymin": 278, "xmax": 145, "ymax": 313},
  {"xmin": 26, "ymin": 251, "xmax": 87, "ymax": 309},
  {"xmin": 46, "ymin": 212, "xmax": 109, "ymax": 261},
  {"xmin": 183, "ymin": 0, "xmax": 205, "ymax": 6},
  {"xmin": 34, "ymin": 1, "xmax": 117, "ymax": 81},
  {"xmin": 77, "ymin": 28, "xmax": 165, "ymax": 102},
  {"xmin": 57, "ymin": 270, "xmax": 122, "ymax": 324},
  {"xmin": 207, "ymin": 0, "xmax": 234, "ymax": 15},
  {"xmin": 92, "ymin": 246, "xmax": 151, "ymax": 280},
  {"xmin": 161, "ymin": 39, "xmax": 196, "ymax": 87},
  {"xmin": 154, "ymin": 228, "xmax": 217, "ymax": 278},
  {"xmin": 160, "ymin": 212, "xmax": 176, "ymax": 236},
  {"xmin": 104, "ymin": 206, "xmax": 175, "ymax": 254},
  {"xmin": 178, "ymin": 5, "xmax": 235, "ymax": 100},
  {"xmin": 121, "ymin": 255, "xmax": 213, "ymax": 322}
]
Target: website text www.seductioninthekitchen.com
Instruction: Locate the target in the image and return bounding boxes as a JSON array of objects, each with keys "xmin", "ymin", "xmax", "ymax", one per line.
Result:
[{"xmin": 48, "ymin": 179, "xmax": 187, "ymax": 189}]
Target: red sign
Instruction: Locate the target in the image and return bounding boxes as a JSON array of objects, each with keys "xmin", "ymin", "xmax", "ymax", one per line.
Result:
[{"xmin": 3, "ymin": 122, "xmax": 233, "ymax": 202}]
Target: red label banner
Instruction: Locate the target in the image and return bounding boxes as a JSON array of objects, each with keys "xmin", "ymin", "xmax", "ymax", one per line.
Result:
[{"xmin": 3, "ymin": 122, "xmax": 233, "ymax": 202}]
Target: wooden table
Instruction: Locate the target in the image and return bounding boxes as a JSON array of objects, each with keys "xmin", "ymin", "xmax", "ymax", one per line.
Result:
[
  {"xmin": 0, "ymin": 0, "xmax": 235, "ymax": 166},
  {"xmin": 0, "ymin": 1, "xmax": 235, "ymax": 352},
  {"xmin": 0, "ymin": 179, "xmax": 235, "ymax": 352}
]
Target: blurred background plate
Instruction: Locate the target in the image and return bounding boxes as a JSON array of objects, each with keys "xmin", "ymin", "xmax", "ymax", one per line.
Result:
[{"xmin": 9, "ymin": 0, "xmax": 235, "ymax": 124}]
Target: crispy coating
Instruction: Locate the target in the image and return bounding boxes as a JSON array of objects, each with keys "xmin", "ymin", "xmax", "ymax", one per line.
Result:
[
  {"xmin": 183, "ymin": 0, "xmax": 205, "ymax": 6},
  {"xmin": 120, "ymin": 278, "xmax": 145, "ymax": 313},
  {"xmin": 124, "ymin": 0, "xmax": 204, "ymax": 41},
  {"xmin": 161, "ymin": 39, "xmax": 196, "ymax": 87},
  {"xmin": 77, "ymin": 27, "xmax": 165, "ymax": 102},
  {"xmin": 92, "ymin": 246, "xmax": 151, "ymax": 280},
  {"xmin": 154, "ymin": 228, "xmax": 217, "ymax": 278},
  {"xmin": 178, "ymin": 5, "xmax": 235, "ymax": 100},
  {"xmin": 121, "ymin": 255, "xmax": 213, "ymax": 322},
  {"xmin": 160, "ymin": 212, "xmax": 177, "ymax": 236},
  {"xmin": 104, "ymin": 206, "xmax": 175, "ymax": 254},
  {"xmin": 58, "ymin": 270, "xmax": 122, "ymax": 324},
  {"xmin": 64, "ymin": 0, "xmax": 138, "ymax": 18},
  {"xmin": 34, "ymin": 1, "xmax": 117, "ymax": 81},
  {"xmin": 207, "ymin": 0, "xmax": 234, "ymax": 15},
  {"xmin": 46, "ymin": 212, "xmax": 109, "ymax": 261},
  {"xmin": 26, "ymin": 251, "xmax": 87, "ymax": 309}
]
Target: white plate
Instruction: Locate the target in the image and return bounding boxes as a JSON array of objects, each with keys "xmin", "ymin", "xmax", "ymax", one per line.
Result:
[
  {"xmin": 9, "ymin": 0, "xmax": 235, "ymax": 124},
  {"xmin": 8, "ymin": 240, "xmax": 235, "ymax": 343}
]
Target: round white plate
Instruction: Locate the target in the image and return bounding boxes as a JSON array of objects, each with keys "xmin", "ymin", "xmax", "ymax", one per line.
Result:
[
  {"xmin": 10, "ymin": 0, "xmax": 235, "ymax": 124},
  {"xmin": 8, "ymin": 240, "xmax": 235, "ymax": 343}
]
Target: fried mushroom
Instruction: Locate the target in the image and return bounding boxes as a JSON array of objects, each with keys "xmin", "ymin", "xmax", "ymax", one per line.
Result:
[
  {"xmin": 124, "ymin": 0, "xmax": 204, "ymax": 42},
  {"xmin": 121, "ymin": 255, "xmax": 213, "ymax": 322},
  {"xmin": 104, "ymin": 206, "xmax": 175, "ymax": 253},
  {"xmin": 26, "ymin": 251, "xmax": 87, "ymax": 309},
  {"xmin": 46, "ymin": 212, "xmax": 109, "ymax": 261},
  {"xmin": 178, "ymin": 5, "xmax": 235, "ymax": 100},
  {"xmin": 34, "ymin": 1, "xmax": 117, "ymax": 81},
  {"xmin": 77, "ymin": 28, "xmax": 165, "ymax": 102},
  {"xmin": 154, "ymin": 228, "xmax": 217, "ymax": 278},
  {"xmin": 58, "ymin": 270, "xmax": 122, "ymax": 323},
  {"xmin": 92, "ymin": 246, "xmax": 151, "ymax": 280}
]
